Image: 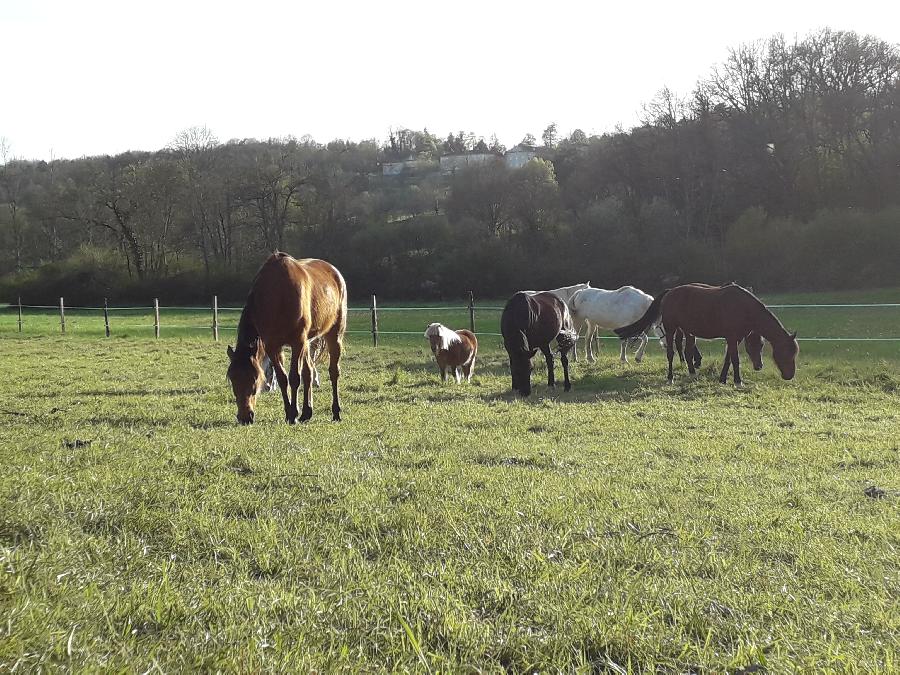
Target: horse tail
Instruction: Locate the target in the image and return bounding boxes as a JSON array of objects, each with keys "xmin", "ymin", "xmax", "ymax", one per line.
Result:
[{"xmin": 615, "ymin": 290, "xmax": 668, "ymax": 339}]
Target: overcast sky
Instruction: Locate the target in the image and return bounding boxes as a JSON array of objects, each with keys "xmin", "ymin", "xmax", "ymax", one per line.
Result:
[{"xmin": 2, "ymin": 0, "xmax": 899, "ymax": 161}]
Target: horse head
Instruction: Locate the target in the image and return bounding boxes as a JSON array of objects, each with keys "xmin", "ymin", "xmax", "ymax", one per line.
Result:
[
  {"xmin": 771, "ymin": 331, "xmax": 799, "ymax": 380},
  {"xmin": 745, "ymin": 332, "xmax": 765, "ymax": 371},
  {"xmin": 226, "ymin": 338, "xmax": 265, "ymax": 424}
]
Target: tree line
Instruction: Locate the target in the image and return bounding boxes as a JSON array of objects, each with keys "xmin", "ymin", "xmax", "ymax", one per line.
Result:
[{"xmin": 2, "ymin": 29, "xmax": 899, "ymax": 304}]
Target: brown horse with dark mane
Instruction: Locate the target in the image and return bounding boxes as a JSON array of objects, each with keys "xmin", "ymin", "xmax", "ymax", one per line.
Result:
[
  {"xmin": 226, "ymin": 253, "xmax": 347, "ymax": 424},
  {"xmin": 616, "ymin": 282, "xmax": 797, "ymax": 386},
  {"xmin": 670, "ymin": 283, "xmax": 764, "ymax": 373},
  {"xmin": 501, "ymin": 291, "xmax": 578, "ymax": 396}
]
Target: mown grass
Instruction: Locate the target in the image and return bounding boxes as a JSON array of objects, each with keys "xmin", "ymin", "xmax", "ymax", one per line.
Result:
[{"xmin": 1, "ymin": 294, "xmax": 899, "ymax": 671}]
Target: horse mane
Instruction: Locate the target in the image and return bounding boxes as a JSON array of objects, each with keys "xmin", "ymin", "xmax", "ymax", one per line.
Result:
[
  {"xmin": 236, "ymin": 294, "xmax": 260, "ymax": 350},
  {"xmin": 425, "ymin": 323, "xmax": 461, "ymax": 351}
]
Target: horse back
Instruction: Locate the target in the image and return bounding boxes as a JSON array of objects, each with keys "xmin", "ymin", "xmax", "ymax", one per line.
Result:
[
  {"xmin": 662, "ymin": 283, "xmax": 760, "ymax": 340},
  {"xmin": 250, "ymin": 254, "xmax": 347, "ymax": 346}
]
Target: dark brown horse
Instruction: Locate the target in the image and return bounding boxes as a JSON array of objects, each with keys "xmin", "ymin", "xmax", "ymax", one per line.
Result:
[
  {"xmin": 226, "ymin": 253, "xmax": 347, "ymax": 424},
  {"xmin": 424, "ymin": 323, "xmax": 478, "ymax": 382},
  {"xmin": 501, "ymin": 292, "xmax": 578, "ymax": 396},
  {"xmin": 617, "ymin": 283, "xmax": 797, "ymax": 386}
]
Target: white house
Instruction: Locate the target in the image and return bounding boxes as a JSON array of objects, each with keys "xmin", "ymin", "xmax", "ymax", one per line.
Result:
[{"xmin": 504, "ymin": 145, "xmax": 537, "ymax": 169}]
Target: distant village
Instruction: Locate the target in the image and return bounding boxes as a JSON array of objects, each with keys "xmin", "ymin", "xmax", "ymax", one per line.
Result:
[{"xmin": 381, "ymin": 144, "xmax": 539, "ymax": 177}]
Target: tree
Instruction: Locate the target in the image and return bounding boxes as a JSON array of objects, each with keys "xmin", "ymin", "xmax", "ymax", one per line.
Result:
[{"xmin": 542, "ymin": 123, "xmax": 558, "ymax": 148}]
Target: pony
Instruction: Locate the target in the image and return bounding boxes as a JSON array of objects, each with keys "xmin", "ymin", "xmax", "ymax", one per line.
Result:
[
  {"xmin": 226, "ymin": 253, "xmax": 347, "ymax": 424},
  {"xmin": 524, "ymin": 282, "xmax": 590, "ymax": 359},
  {"xmin": 570, "ymin": 285, "xmax": 656, "ymax": 363},
  {"xmin": 501, "ymin": 291, "xmax": 578, "ymax": 396},
  {"xmin": 615, "ymin": 282, "xmax": 797, "ymax": 386},
  {"xmin": 424, "ymin": 323, "xmax": 478, "ymax": 383}
]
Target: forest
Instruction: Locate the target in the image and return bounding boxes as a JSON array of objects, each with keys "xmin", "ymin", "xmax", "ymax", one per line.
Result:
[{"xmin": 1, "ymin": 29, "xmax": 899, "ymax": 303}]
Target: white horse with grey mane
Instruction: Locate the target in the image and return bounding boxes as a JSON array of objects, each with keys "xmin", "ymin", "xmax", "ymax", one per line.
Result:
[
  {"xmin": 571, "ymin": 286, "xmax": 660, "ymax": 363},
  {"xmin": 260, "ymin": 338, "xmax": 325, "ymax": 392},
  {"xmin": 524, "ymin": 282, "xmax": 591, "ymax": 359}
]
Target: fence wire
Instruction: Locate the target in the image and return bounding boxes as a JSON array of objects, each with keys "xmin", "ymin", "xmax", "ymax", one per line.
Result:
[{"xmin": 3, "ymin": 300, "xmax": 900, "ymax": 343}]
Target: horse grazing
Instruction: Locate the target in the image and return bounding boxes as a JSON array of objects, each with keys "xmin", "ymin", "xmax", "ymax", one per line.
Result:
[
  {"xmin": 570, "ymin": 285, "xmax": 656, "ymax": 363},
  {"xmin": 424, "ymin": 323, "xmax": 478, "ymax": 383},
  {"xmin": 501, "ymin": 292, "xmax": 578, "ymax": 396},
  {"xmin": 226, "ymin": 253, "xmax": 347, "ymax": 424},
  {"xmin": 524, "ymin": 282, "xmax": 590, "ymax": 359},
  {"xmin": 616, "ymin": 283, "xmax": 797, "ymax": 386}
]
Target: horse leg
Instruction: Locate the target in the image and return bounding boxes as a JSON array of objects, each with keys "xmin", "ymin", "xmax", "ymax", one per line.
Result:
[
  {"xmin": 731, "ymin": 340, "xmax": 743, "ymax": 387},
  {"xmin": 665, "ymin": 329, "xmax": 676, "ymax": 384},
  {"xmin": 619, "ymin": 337, "xmax": 628, "ymax": 363},
  {"xmin": 635, "ymin": 333, "xmax": 648, "ymax": 363},
  {"xmin": 541, "ymin": 345, "xmax": 555, "ymax": 388},
  {"xmin": 298, "ymin": 339, "xmax": 314, "ymax": 422},
  {"xmin": 561, "ymin": 347, "xmax": 572, "ymax": 391},
  {"xmin": 719, "ymin": 342, "xmax": 732, "ymax": 384},
  {"xmin": 463, "ymin": 354, "xmax": 475, "ymax": 382},
  {"xmin": 586, "ymin": 322, "xmax": 596, "ymax": 363},
  {"xmin": 269, "ymin": 348, "xmax": 292, "ymax": 420},
  {"xmin": 454, "ymin": 365, "xmax": 462, "ymax": 384},
  {"xmin": 692, "ymin": 343, "xmax": 703, "ymax": 369},
  {"xmin": 685, "ymin": 334, "xmax": 698, "ymax": 376},
  {"xmin": 439, "ymin": 356, "xmax": 447, "ymax": 382},
  {"xmin": 287, "ymin": 348, "xmax": 302, "ymax": 424},
  {"xmin": 325, "ymin": 329, "xmax": 343, "ymax": 421},
  {"xmin": 675, "ymin": 329, "xmax": 686, "ymax": 365}
]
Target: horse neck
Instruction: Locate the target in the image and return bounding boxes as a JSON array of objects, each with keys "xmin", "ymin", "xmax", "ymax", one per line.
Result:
[
  {"xmin": 752, "ymin": 303, "xmax": 790, "ymax": 344},
  {"xmin": 236, "ymin": 301, "xmax": 259, "ymax": 348}
]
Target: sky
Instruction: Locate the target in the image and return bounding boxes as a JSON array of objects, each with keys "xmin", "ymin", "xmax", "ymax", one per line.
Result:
[{"xmin": 2, "ymin": 0, "xmax": 899, "ymax": 161}]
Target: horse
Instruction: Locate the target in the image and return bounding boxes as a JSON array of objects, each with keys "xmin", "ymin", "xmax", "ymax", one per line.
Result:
[
  {"xmin": 424, "ymin": 323, "xmax": 478, "ymax": 383},
  {"xmin": 523, "ymin": 282, "xmax": 590, "ymax": 359},
  {"xmin": 226, "ymin": 252, "xmax": 347, "ymax": 424},
  {"xmin": 261, "ymin": 337, "xmax": 325, "ymax": 392},
  {"xmin": 501, "ymin": 291, "xmax": 578, "ymax": 396},
  {"xmin": 663, "ymin": 283, "xmax": 765, "ymax": 373},
  {"xmin": 615, "ymin": 282, "xmax": 797, "ymax": 386},
  {"xmin": 570, "ymin": 285, "xmax": 657, "ymax": 363}
]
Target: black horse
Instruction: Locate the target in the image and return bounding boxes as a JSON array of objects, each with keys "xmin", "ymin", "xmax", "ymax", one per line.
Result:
[{"xmin": 501, "ymin": 291, "xmax": 578, "ymax": 396}]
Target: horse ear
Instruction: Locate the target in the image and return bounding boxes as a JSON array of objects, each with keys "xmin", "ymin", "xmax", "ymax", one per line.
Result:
[{"xmin": 227, "ymin": 345, "xmax": 235, "ymax": 359}]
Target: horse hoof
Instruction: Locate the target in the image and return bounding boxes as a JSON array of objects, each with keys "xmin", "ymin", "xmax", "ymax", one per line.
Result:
[
  {"xmin": 667, "ymin": 378, "xmax": 674, "ymax": 385},
  {"xmin": 564, "ymin": 384, "xmax": 571, "ymax": 392}
]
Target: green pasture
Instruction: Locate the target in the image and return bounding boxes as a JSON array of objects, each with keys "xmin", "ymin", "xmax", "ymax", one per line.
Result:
[{"xmin": 0, "ymin": 290, "xmax": 898, "ymax": 671}]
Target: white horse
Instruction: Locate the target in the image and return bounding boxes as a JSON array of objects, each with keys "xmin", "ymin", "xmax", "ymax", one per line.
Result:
[
  {"xmin": 524, "ymin": 282, "xmax": 591, "ymax": 359},
  {"xmin": 261, "ymin": 337, "xmax": 325, "ymax": 392},
  {"xmin": 571, "ymin": 286, "xmax": 659, "ymax": 363}
]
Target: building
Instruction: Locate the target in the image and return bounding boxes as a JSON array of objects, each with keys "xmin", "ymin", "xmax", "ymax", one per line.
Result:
[{"xmin": 504, "ymin": 144, "xmax": 537, "ymax": 169}]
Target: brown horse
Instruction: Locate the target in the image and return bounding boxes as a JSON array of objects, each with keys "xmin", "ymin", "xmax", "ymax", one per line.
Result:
[
  {"xmin": 501, "ymin": 291, "xmax": 578, "ymax": 396},
  {"xmin": 617, "ymin": 282, "xmax": 797, "ymax": 386},
  {"xmin": 424, "ymin": 323, "xmax": 478, "ymax": 382},
  {"xmin": 226, "ymin": 253, "xmax": 347, "ymax": 424}
]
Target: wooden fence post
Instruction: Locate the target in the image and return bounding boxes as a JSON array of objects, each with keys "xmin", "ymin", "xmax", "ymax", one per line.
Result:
[
  {"xmin": 468, "ymin": 290, "xmax": 475, "ymax": 333},
  {"xmin": 371, "ymin": 294, "xmax": 378, "ymax": 347},
  {"xmin": 212, "ymin": 295, "xmax": 219, "ymax": 342},
  {"xmin": 17, "ymin": 296, "xmax": 22, "ymax": 333},
  {"xmin": 103, "ymin": 298, "xmax": 110, "ymax": 337},
  {"xmin": 59, "ymin": 297, "xmax": 66, "ymax": 334},
  {"xmin": 154, "ymin": 298, "xmax": 160, "ymax": 339}
]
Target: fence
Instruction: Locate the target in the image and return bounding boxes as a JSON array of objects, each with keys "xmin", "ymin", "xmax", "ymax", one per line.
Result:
[{"xmin": 2, "ymin": 294, "xmax": 900, "ymax": 346}]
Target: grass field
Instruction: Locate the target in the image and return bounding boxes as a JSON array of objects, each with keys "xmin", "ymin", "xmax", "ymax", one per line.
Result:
[{"xmin": 1, "ymin": 290, "xmax": 898, "ymax": 671}]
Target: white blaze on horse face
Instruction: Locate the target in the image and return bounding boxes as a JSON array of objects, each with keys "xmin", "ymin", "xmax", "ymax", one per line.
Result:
[{"xmin": 424, "ymin": 323, "xmax": 461, "ymax": 353}]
